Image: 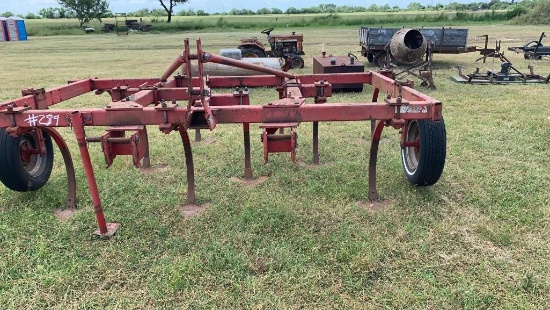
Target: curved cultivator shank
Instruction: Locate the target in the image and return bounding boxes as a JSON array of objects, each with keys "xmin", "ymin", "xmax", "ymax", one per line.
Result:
[{"xmin": 0, "ymin": 38, "xmax": 445, "ymax": 237}]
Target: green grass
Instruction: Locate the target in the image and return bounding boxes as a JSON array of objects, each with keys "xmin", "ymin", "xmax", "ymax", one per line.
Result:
[
  {"xmin": 1, "ymin": 25, "xmax": 550, "ymax": 308},
  {"xmin": 24, "ymin": 10, "xmax": 511, "ymax": 36}
]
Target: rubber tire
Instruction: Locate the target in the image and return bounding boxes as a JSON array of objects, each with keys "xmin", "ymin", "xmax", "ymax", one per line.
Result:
[
  {"xmin": 524, "ymin": 53, "xmax": 542, "ymax": 60},
  {"xmin": 290, "ymin": 56, "xmax": 305, "ymax": 69},
  {"xmin": 523, "ymin": 41, "xmax": 543, "ymax": 60},
  {"xmin": 373, "ymin": 51, "xmax": 391, "ymax": 68},
  {"xmin": 240, "ymin": 47, "xmax": 266, "ymax": 58},
  {"xmin": 367, "ymin": 53, "xmax": 374, "ymax": 63},
  {"xmin": 0, "ymin": 128, "xmax": 54, "ymax": 192},
  {"xmin": 401, "ymin": 119, "xmax": 446, "ymax": 186}
]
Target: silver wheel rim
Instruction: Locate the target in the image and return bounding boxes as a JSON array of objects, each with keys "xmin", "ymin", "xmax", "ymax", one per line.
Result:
[
  {"xmin": 20, "ymin": 134, "xmax": 46, "ymax": 177},
  {"xmin": 403, "ymin": 121, "xmax": 420, "ymax": 175}
]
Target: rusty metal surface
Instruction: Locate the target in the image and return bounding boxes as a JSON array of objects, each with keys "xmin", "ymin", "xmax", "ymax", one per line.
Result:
[
  {"xmin": 0, "ymin": 38, "xmax": 444, "ymax": 236},
  {"xmin": 179, "ymin": 128, "xmax": 195, "ymax": 206},
  {"xmin": 42, "ymin": 127, "xmax": 77, "ymax": 209},
  {"xmin": 70, "ymin": 111, "xmax": 109, "ymax": 235},
  {"xmin": 389, "ymin": 29, "xmax": 428, "ymax": 64}
]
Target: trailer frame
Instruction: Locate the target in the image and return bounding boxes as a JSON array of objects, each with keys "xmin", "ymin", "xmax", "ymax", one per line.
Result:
[
  {"xmin": 0, "ymin": 38, "xmax": 445, "ymax": 237},
  {"xmin": 360, "ymin": 27, "xmax": 495, "ymax": 66},
  {"xmin": 508, "ymin": 32, "xmax": 550, "ymax": 60}
]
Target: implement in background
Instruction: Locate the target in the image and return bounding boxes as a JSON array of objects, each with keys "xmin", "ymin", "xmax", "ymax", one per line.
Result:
[{"xmin": 115, "ymin": 13, "xmax": 128, "ymax": 36}]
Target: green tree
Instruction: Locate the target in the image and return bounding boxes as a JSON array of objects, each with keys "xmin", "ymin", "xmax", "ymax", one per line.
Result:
[
  {"xmin": 157, "ymin": 0, "xmax": 189, "ymax": 22},
  {"xmin": 380, "ymin": 4, "xmax": 391, "ymax": 11},
  {"xmin": 177, "ymin": 9, "xmax": 195, "ymax": 16},
  {"xmin": 56, "ymin": 8, "xmax": 67, "ymax": 18},
  {"xmin": 151, "ymin": 8, "xmax": 168, "ymax": 16},
  {"xmin": 25, "ymin": 13, "xmax": 40, "ymax": 19},
  {"xmin": 129, "ymin": 9, "xmax": 150, "ymax": 17},
  {"xmin": 257, "ymin": 7, "xmax": 270, "ymax": 14},
  {"xmin": 407, "ymin": 2, "xmax": 425, "ymax": 10},
  {"xmin": 1, "ymin": 11, "xmax": 14, "ymax": 17},
  {"xmin": 39, "ymin": 7, "xmax": 56, "ymax": 18},
  {"xmin": 447, "ymin": 2, "xmax": 467, "ymax": 10},
  {"xmin": 57, "ymin": 0, "xmax": 109, "ymax": 27},
  {"xmin": 513, "ymin": 0, "xmax": 550, "ymax": 23},
  {"xmin": 285, "ymin": 7, "xmax": 299, "ymax": 14}
]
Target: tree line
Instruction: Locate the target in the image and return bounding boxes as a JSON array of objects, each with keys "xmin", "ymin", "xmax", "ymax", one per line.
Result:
[{"xmin": 0, "ymin": 0, "xmax": 543, "ymax": 25}]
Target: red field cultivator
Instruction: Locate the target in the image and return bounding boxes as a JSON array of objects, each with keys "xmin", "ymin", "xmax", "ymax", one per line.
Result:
[{"xmin": 0, "ymin": 38, "xmax": 446, "ymax": 237}]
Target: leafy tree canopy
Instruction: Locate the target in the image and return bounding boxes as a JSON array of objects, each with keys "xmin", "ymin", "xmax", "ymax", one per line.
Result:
[
  {"xmin": 57, "ymin": 0, "xmax": 109, "ymax": 27},
  {"xmin": 158, "ymin": 0, "xmax": 189, "ymax": 22}
]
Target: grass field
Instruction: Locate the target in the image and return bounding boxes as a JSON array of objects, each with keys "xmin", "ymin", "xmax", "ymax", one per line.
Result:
[
  {"xmin": 1, "ymin": 25, "xmax": 549, "ymax": 308},
  {"xmin": 23, "ymin": 10, "xmax": 508, "ymax": 36}
]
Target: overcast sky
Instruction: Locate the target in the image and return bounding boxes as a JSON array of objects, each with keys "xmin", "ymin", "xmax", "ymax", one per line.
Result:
[{"xmin": 2, "ymin": 0, "xmax": 478, "ymax": 15}]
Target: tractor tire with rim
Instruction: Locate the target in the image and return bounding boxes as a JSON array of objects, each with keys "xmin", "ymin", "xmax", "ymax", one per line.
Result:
[
  {"xmin": 523, "ymin": 41, "xmax": 543, "ymax": 60},
  {"xmin": 367, "ymin": 53, "xmax": 374, "ymax": 63},
  {"xmin": 373, "ymin": 51, "xmax": 391, "ymax": 68},
  {"xmin": 0, "ymin": 128, "xmax": 54, "ymax": 192},
  {"xmin": 239, "ymin": 47, "xmax": 266, "ymax": 58},
  {"xmin": 524, "ymin": 52, "xmax": 543, "ymax": 60},
  {"xmin": 401, "ymin": 118, "xmax": 446, "ymax": 186},
  {"xmin": 290, "ymin": 56, "xmax": 305, "ymax": 69}
]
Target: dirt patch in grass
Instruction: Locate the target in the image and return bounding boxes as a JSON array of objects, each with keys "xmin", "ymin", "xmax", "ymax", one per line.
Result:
[
  {"xmin": 53, "ymin": 208, "xmax": 75, "ymax": 221},
  {"xmin": 230, "ymin": 176, "xmax": 269, "ymax": 186},
  {"xmin": 357, "ymin": 199, "xmax": 393, "ymax": 212},
  {"xmin": 140, "ymin": 163, "xmax": 168, "ymax": 173},
  {"xmin": 178, "ymin": 203, "xmax": 211, "ymax": 218}
]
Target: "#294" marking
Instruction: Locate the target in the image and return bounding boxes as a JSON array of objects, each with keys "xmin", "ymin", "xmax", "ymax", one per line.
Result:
[{"xmin": 24, "ymin": 114, "xmax": 60, "ymax": 127}]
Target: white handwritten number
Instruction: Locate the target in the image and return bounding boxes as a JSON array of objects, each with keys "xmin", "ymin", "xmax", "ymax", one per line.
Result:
[
  {"xmin": 24, "ymin": 114, "xmax": 60, "ymax": 127},
  {"xmin": 24, "ymin": 114, "xmax": 39, "ymax": 127}
]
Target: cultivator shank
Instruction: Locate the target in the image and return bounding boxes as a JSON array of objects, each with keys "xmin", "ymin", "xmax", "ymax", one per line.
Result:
[{"xmin": 0, "ymin": 38, "xmax": 445, "ymax": 237}]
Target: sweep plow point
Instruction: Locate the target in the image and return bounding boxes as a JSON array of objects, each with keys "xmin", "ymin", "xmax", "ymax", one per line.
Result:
[{"xmin": 93, "ymin": 222, "xmax": 121, "ymax": 238}]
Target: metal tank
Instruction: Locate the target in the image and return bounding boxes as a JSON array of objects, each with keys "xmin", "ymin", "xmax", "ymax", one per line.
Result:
[{"xmin": 182, "ymin": 48, "xmax": 282, "ymax": 76}]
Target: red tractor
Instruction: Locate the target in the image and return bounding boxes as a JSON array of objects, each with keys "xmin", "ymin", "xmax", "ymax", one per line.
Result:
[{"xmin": 238, "ymin": 28, "xmax": 305, "ymax": 69}]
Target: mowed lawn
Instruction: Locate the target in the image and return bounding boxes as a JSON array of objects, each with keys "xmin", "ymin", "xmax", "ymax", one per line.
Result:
[{"xmin": 0, "ymin": 25, "xmax": 549, "ymax": 308}]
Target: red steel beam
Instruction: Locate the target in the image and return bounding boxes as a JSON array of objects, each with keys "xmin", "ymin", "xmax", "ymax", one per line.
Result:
[
  {"xmin": 0, "ymin": 100, "xmax": 440, "ymax": 129},
  {"xmin": 89, "ymin": 72, "xmax": 430, "ymax": 102},
  {"xmin": 1, "ymin": 72, "xmax": 429, "ymax": 108},
  {"xmin": 0, "ymin": 79, "xmax": 93, "ymax": 110},
  {"xmin": 91, "ymin": 78, "xmax": 162, "ymax": 89},
  {"xmin": 161, "ymin": 55, "xmax": 186, "ymax": 82}
]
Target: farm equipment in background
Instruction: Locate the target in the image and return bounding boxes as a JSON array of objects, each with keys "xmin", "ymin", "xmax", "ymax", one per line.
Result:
[
  {"xmin": 115, "ymin": 13, "xmax": 128, "ymax": 35},
  {"xmin": 360, "ymin": 27, "xmax": 495, "ymax": 66},
  {"xmin": 508, "ymin": 32, "xmax": 550, "ymax": 60},
  {"xmin": 359, "ymin": 27, "xmax": 497, "ymax": 89},
  {"xmin": 238, "ymin": 28, "xmax": 305, "ymax": 69},
  {"xmin": 125, "ymin": 19, "xmax": 152, "ymax": 32},
  {"xmin": 101, "ymin": 23, "xmax": 115, "ymax": 32},
  {"xmin": 366, "ymin": 28, "xmax": 436, "ymax": 89},
  {"xmin": 106, "ymin": 13, "xmax": 152, "ymax": 35},
  {"xmin": 0, "ymin": 38, "xmax": 445, "ymax": 237},
  {"xmin": 452, "ymin": 41, "xmax": 550, "ymax": 84}
]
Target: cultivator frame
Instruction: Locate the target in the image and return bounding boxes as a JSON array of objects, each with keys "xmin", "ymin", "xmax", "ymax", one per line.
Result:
[{"xmin": 0, "ymin": 38, "xmax": 443, "ymax": 237}]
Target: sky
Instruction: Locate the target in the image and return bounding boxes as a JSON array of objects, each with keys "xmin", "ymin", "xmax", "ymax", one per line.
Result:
[{"xmin": 1, "ymin": 0, "xmax": 480, "ymax": 15}]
